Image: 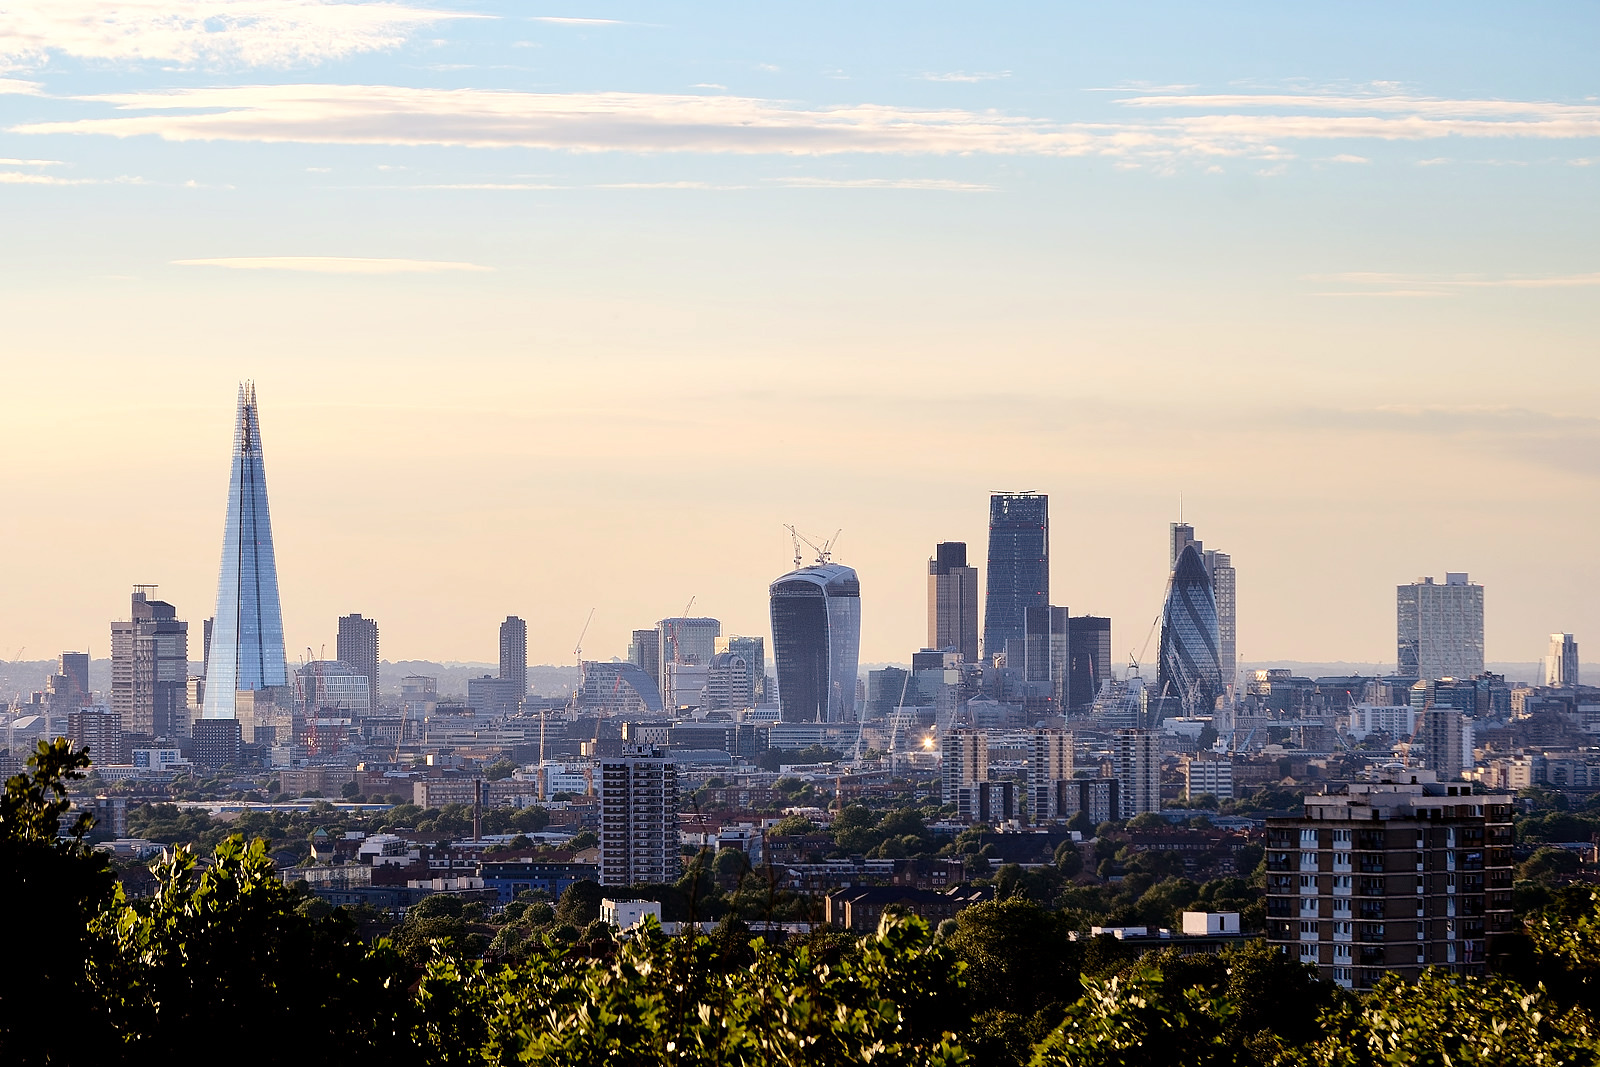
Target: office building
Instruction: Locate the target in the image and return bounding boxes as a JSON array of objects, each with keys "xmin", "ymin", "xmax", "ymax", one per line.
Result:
[
  {"xmin": 769, "ymin": 561, "xmax": 861, "ymax": 723},
  {"xmin": 1047, "ymin": 606, "xmax": 1071, "ymax": 709},
  {"xmin": 111, "ymin": 586, "xmax": 189, "ymax": 739},
  {"xmin": 1112, "ymin": 728, "xmax": 1160, "ymax": 818},
  {"xmin": 54, "ymin": 652, "xmax": 90, "ymax": 707},
  {"xmin": 336, "ymin": 614, "xmax": 380, "ymax": 707},
  {"xmin": 1022, "ymin": 604, "xmax": 1053, "ymax": 685},
  {"xmin": 67, "ymin": 706, "xmax": 124, "ymax": 766},
  {"xmin": 468, "ymin": 675, "xmax": 524, "ymax": 718},
  {"xmin": 1265, "ymin": 771, "xmax": 1513, "ymax": 989},
  {"xmin": 1397, "ymin": 574, "xmax": 1484, "ymax": 681},
  {"xmin": 599, "ymin": 746, "xmax": 681, "ymax": 887},
  {"xmin": 715, "ymin": 635, "xmax": 765, "ymax": 704},
  {"xmin": 658, "ymin": 616, "xmax": 721, "ymax": 673},
  {"xmin": 499, "ymin": 616, "xmax": 528, "ymax": 697},
  {"xmin": 629, "ymin": 628, "xmax": 662, "ymax": 691},
  {"xmin": 704, "ymin": 649, "xmax": 757, "ymax": 710},
  {"xmin": 983, "ymin": 493, "xmax": 1049, "ymax": 663},
  {"xmin": 1170, "ymin": 523, "xmax": 1236, "ymax": 694},
  {"xmin": 192, "ymin": 718, "xmax": 243, "ymax": 768},
  {"xmin": 1207, "ymin": 551, "xmax": 1236, "ymax": 693},
  {"xmin": 1068, "ymin": 616, "xmax": 1112, "ymax": 711},
  {"xmin": 941, "ymin": 729, "xmax": 988, "ymax": 805},
  {"xmin": 1028, "ymin": 728, "xmax": 1074, "ymax": 820},
  {"xmin": 201, "ymin": 383, "xmax": 289, "ymax": 741},
  {"xmin": 661, "ymin": 661, "xmax": 710, "ymax": 710},
  {"xmin": 1182, "ymin": 754, "xmax": 1233, "ymax": 800},
  {"xmin": 1545, "ymin": 633, "xmax": 1580, "ymax": 688},
  {"xmin": 927, "ymin": 541, "xmax": 979, "ymax": 664},
  {"xmin": 1157, "ymin": 545, "xmax": 1224, "ymax": 717},
  {"xmin": 577, "ymin": 661, "xmax": 665, "ymax": 716},
  {"xmin": 1423, "ymin": 708, "xmax": 1472, "ymax": 782},
  {"xmin": 293, "ymin": 660, "xmax": 372, "ymax": 718}
]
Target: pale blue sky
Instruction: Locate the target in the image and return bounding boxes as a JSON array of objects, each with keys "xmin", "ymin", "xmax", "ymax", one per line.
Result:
[{"xmin": 2, "ymin": 2, "xmax": 1597, "ymax": 669}]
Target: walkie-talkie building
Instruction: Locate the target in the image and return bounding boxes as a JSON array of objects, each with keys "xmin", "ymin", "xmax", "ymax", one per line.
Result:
[
  {"xmin": 1157, "ymin": 544, "xmax": 1223, "ymax": 717},
  {"xmin": 983, "ymin": 493, "xmax": 1049, "ymax": 664},
  {"xmin": 201, "ymin": 383, "xmax": 288, "ymax": 729},
  {"xmin": 770, "ymin": 562, "xmax": 861, "ymax": 722}
]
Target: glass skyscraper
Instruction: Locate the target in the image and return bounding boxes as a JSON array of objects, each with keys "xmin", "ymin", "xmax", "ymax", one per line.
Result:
[
  {"xmin": 1157, "ymin": 544, "xmax": 1223, "ymax": 717},
  {"xmin": 769, "ymin": 562, "xmax": 861, "ymax": 722},
  {"xmin": 983, "ymin": 493, "xmax": 1048, "ymax": 664},
  {"xmin": 201, "ymin": 383, "xmax": 288, "ymax": 721}
]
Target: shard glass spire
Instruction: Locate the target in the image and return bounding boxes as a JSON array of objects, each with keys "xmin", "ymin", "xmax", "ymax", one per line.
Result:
[
  {"xmin": 201, "ymin": 382, "xmax": 287, "ymax": 718},
  {"xmin": 1157, "ymin": 544, "xmax": 1223, "ymax": 717}
]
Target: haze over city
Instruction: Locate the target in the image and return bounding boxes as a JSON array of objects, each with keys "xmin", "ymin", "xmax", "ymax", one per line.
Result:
[{"xmin": 3, "ymin": 2, "xmax": 1598, "ymax": 668}]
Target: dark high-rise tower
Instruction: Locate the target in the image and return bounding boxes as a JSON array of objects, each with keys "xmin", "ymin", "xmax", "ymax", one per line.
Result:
[
  {"xmin": 983, "ymin": 493, "xmax": 1049, "ymax": 663},
  {"xmin": 111, "ymin": 586, "xmax": 188, "ymax": 738},
  {"xmin": 1158, "ymin": 545, "xmax": 1223, "ymax": 717},
  {"xmin": 770, "ymin": 561, "xmax": 861, "ymax": 723},
  {"xmin": 336, "ymin": 614, "xmax": 380, "ymax": 708},
  {"xmin": 927, "ymin": 541, "xmax": 979, "ymax": 664},
  {"xmin": 202, "ymin": 382, "xmax": 288, "ymax": 725},
  {"xmin": 499, "ymin": 616, "xmax": 528, "ymax": 696}
]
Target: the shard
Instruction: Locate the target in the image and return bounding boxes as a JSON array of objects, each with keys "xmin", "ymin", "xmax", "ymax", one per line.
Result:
[{"xmin": 200, "ymin": 382, "xmax": 287, "ymax": 721}]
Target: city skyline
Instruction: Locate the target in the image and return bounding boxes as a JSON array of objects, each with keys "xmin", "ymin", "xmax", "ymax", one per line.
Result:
[{"xmin": 2, "ymin": 5, "xmax": 1598, "ymax": 667}]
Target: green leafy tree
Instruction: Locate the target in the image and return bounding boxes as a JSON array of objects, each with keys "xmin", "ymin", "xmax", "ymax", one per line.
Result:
[
  {"xmin": 1290, "ymin": 970, "xmax": 1598, "ymax": 1067},
  {"xmin": 0, "ymin": 740, "xmax": 120, "ymax": 1063},
  {"xmin": 1030, "ymin": 969, "xmax": 1236, "ymax": 1067},
  {"xmin": 415, "ymin": 915, "xmax": 970, "ymax": 1067},
  {"xmin": 93, "ymin": 835, "xmax": 418, "ymax": 1064}
]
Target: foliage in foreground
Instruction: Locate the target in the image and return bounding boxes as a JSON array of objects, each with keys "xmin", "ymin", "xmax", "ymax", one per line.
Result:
[{"xmin": 5, "ymin": 738, "xmax": 1600, "ymax": 1066}]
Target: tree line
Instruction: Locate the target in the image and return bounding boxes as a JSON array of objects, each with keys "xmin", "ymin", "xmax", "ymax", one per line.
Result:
[{"xmin": 4, "ymin": 739, "xmax": 1599, "ymax": 1065}]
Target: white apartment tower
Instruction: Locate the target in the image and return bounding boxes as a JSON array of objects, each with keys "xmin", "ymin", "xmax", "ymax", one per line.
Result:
[
  {"xmin": 1397, "ymin": 574, "xmax": 1484, "ymax": 681},
  {"xmin": 941, "ymin": 729, "xmax": 988, "ymax": 805},
  {"xmin": 599, "ymin": 746, "xmax": 681, "ymax": 887},
  {"xmin": 1028, "ymin": 729, "xmax": 1074, "ymax": 820},
  {"xmin": 1545, "ymin": 633, "xmax": 1580, "ymax": 688},
  {"xmin": 1112, "ymin": 728, "xmax": 1160, "ymax": 818}
]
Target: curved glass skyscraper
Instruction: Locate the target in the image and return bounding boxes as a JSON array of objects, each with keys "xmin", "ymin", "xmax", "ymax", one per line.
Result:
[
  {"xmin": 769, "ymin": 563, "xmax": 861, "ymax": 723},
  {"xmin": 1157, "ymin": 544, "xmax": 1222, "ymax": 717},
  {"xmin": 201, "ymin": 383, "xmax": 288, "ymax": 721}
]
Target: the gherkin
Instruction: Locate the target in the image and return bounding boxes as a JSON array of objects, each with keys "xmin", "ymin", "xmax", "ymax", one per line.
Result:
[
  {"xmin": 1157, "ymin": 544, "xmax": 1222, "ymax": 716},
  {"xmin": 200, "ymin": 382, "xmax": 287, "ymax": 720}
]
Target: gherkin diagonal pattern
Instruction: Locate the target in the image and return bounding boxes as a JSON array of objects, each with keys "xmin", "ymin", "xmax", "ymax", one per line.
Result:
[
  {"xmin": 1157, "ymin": 544, "xmax": 1222, "ymax": 716},
  {"xmin": 201, "ymin": 382, "xmax": 287, "ymax": 719}
]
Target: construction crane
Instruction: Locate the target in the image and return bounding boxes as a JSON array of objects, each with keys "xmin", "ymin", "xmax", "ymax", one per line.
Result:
[
  {"xmin": 551, "ymin": 608, "xmax": 596, "ymax": 766},
  {"xmin": 1127, "ymin": 615, "xmax": 1161, "ymax": 677},
  {"xmin": 783, "ymin": 525, "xmax": 840, "ymax": 568}
]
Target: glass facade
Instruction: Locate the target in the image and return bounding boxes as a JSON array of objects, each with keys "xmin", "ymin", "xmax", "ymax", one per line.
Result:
[
  {"xmin": 769, "ymin": 563, "xmax": 861, "ymax": 723},
  {"xmin": 983, "ymin": 493, "xmax": 1048, "ymax": 662},
  {"xmin": 1157, "ymin": 544, "xmax": 1223, "ymax": 716},
  {"xmin": 202, "ymin": 383, "xmax": 287, "ymax": 719}
]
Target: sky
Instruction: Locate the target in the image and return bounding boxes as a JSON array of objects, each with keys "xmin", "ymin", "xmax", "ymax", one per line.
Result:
[{"xmin": 1, "ymin": 2, "xmax": 1597, "ymax": 673}]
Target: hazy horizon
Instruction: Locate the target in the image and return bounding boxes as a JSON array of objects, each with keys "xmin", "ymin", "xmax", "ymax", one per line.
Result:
[{"xmin": 2, "ymin": 3, "xmax": 1597, "ymax": 669}]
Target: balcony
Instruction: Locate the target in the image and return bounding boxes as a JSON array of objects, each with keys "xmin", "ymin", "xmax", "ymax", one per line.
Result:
[
  {"xmin": 1267, "ymin": 853, "xmax": 1294, "ymax": 872},
  {"xmin": 1358, "ymin": 902, "xmax": 1386, "ymax": 920},
  {"xmin": 1358, "ymin": 948, "xmax": 1387, "ymax": 966},
  {"xmin": 1358, "ymin": 856, "xmax": 1387, "ymax": 873}
]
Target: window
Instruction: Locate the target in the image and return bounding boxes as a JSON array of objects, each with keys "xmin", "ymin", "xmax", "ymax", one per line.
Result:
[
  {"xmin": 1300, "ymin": 920, "xmax": 1318, "ymax": 935},
  {"xmin": 1333, "ymin": 829, "xmax": 1352, "ymax": 846}
]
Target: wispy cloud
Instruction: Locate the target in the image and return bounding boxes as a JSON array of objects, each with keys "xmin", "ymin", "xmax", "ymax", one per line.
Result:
[
  {"xmin": 0, "ymin": 77, "xmax": 41, "ymax": 93},
  {"xmin": 172, "ymin": 256, "xmax": 491, "ymax": 273},
  {"xmin": 528, "ymin": 16, "xmax": 624, "ymax": 26},
  {"xmin": 0, "ymin": 0, "xmax": 473, "ymax": 72},
  {"xmin": 918, "ymin": 71, "xmax": 1010, "ymax": 83},
  {"xmin": 19, "ymin": 85, "xmax": 1600, "ymax": 164},
  {"xmin": 0, "ymin": 156, "xmax": 62, "ymax": 165},
  {"xmin": 769, "ymin": 177, "xmax": 993, "ymax": 191},
  {"xmin": 0, "ymin": 170, "xmax": 142, "ymax": 184},
  {"xmin": 1310, "ymin": 270, "xmax": 1600, "ymax": 297}
]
